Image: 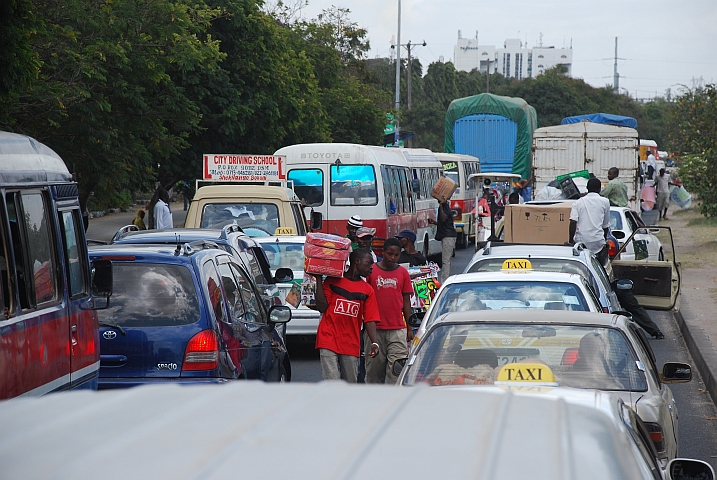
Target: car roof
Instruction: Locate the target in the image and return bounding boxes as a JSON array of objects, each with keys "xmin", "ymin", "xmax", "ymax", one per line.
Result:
[
  {"xmin": 0, "ymin": 382, "xmax": 651, "ymax": 479},
  {"xmin": 112, "ymin": 228, "xmax": 253, "ymax": 245},
  {"xmin": 473, "ymin": 242, "xmax": 591, "ymax": 261},
  {"xmin": 89, "ymin": 243, "xmax": 229, "ymax": 263},
  {"xmin": 254, "ymin": 236, "xmax": 306, "ymax": 244},
  {"xmin": 193, "ymin": 185, "xmax": 298, "ymax": 201},
  {"xmin": 431, "ymin": 309, "xmax": 626, "ymax": 328},
  {"xmin": 443, "ymin": 271, "xmax": 587, "ymax": 286}
]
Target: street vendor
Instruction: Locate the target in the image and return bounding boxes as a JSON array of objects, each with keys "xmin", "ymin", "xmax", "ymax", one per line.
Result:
[{"xmin": 396, "ymin": 229, "xmax": 426, "ymax": 266}]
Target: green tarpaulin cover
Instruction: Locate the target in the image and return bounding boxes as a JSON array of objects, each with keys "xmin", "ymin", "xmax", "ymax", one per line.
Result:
[{"xmin": 444, "ymin": 93, "xmax": 538, "ymax": 180}]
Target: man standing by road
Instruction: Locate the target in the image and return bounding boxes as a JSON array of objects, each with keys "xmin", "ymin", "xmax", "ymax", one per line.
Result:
[
  {"xmin": 396, "ymin": 229, "xmax": 426, "ymax": 266},
  {"xmin": 655, "ymin": 168, "xmax": 673, "ymax": 220},
  {"xmin": 428, "ymin": 198, "xmax": 456, "ymax": 282},
  {"xmin": 154, "ymin": 189, "xmax": 173, "ymax": 229},
  {"xmin": 569, "ymin": 178, "xmax": 611, "ymax": 265},
  {"xmin": 313, "ymin": 248, "xmax": 380, "ymax": 382},
  {"xmin": 600, "ymin": 167, "xmax": 629, "ymax": 207},
  {"xmin": 366, "ymin": 238, "xmax": 414, "ymax": 384},
  {"xmin": 646, "ymin": 151, "xmax": 657, "ymax": 180}
]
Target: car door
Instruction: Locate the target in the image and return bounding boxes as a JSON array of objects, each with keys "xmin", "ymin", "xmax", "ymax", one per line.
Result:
[{"xmin": 610, "ymin": 225, "xmax": 680, "ymax": 310}]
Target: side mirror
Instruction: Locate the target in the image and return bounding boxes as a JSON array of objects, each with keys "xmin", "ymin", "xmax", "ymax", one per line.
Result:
[
  {"xmin": 661, "ymin": 362, "xmax": 692, "ymax": 383},
  {"xmin": 408, "ymin": 313, "xmax": 422, "ymax": 328},
  {"xmin": 668, "ymin": 458, "xmax": 715, "ymax": 480},
  {"xmin": 268, "ymin": 305, "xmax": 292, "ymax": 324},
  {"xmin": 612, "ymin": 310, "xmax": 633, "ymax": 319},
  {"xmin": 392, "ymin": 358, "xmax": 408, "ymax": 377},
  {"xmin": 310, "ymin": 210, "xmax": 323, "ymax": 231},
  {"xmin": 616, "ymin": 279, "xmax": 633, "ymax": 291},
  {"xmin": 91, "ymin": 259, "xmax": 113, "ymax": 310},
  {"xmin": 612, "ymin": 230, "xmax": 626, "ymax": 240},
  {"xmin": 274, "ymin": 267, "xmax": 294, "ymax": 283}
]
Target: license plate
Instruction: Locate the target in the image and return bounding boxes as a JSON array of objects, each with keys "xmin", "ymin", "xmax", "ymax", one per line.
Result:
[{"xmin": 497, "ymin": 355, "xmax": 528, "ymax": 365}]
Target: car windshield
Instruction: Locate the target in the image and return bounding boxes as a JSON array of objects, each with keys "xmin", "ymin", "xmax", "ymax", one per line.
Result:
[
  {"xmin": 260, "ymin": 242, "xmax": 305, "ymax": 272},
  {"xmin": 403, "ymin": 323, "xmax": 647, "ymax": 392},
  {"xmin": 200, "ymin": 203, "xmax": 279, "ymax": 233},
  {"xmin": 428, "ymin": 281, "xmax": 592, "ymax": 320},
  {"xmin": 97, "ymin": 263, "xmax": 200, "ymax": 327}
]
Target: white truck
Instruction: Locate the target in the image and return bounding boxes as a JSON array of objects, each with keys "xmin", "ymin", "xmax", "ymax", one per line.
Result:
[{"xmin": 532, "ymin": 121, "xmax": 640, "ymax": 206}]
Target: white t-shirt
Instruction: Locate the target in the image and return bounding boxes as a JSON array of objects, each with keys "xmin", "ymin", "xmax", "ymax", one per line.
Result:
[
  {"xmin": 655, "ymin": 174, "xmax": 670, "ymax": 193},
  {"xmin": 570, "ymin": 193, "xmax": 610, "ymax": 254},
  {"xmin": 646, "ymin": 154, "xmax": 657, "ymax": 178},
  {"xmin": 154, "ymin": 200, "xmax": 173, "ymax": 229}
]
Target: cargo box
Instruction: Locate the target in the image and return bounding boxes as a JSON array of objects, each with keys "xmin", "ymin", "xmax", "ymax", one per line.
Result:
[
  {"xmin": 503, "ymin": 202, "xmax": 573, "ymax": 245},
  {"xmin": 305, "ymin": 232, "xmax": 351, "ymax": 250},
  {"xmin": 431, "ymin": 176, "xmax": 458, "ymax": 203},
  {"xmin": 304, "ymin": 256, "xmax": 346, "ymax": 278}
]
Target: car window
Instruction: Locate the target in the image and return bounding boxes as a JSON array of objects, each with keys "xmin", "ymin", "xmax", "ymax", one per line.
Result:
[
  {"xmin": 290, "ymin": 203, "xmax": 307, "ymax": 236},
  {"xmin": 429, "ymin": 281, "xmax": 593, "ymax": 318},
  {"xmin": 589, "ymin": 255, "xmax": 613, "ymax": 297},
  {"xmin": 404, "ymin": 323, "xmax": 648, "ymax": 392},
  {"xmin": 216, "ymin": 261, "xmax": 247, "ymax": 322},
  {"xmin": 260, "ymin": 242, "xmax": 305, "ymax": 271},
  {"xmin": 200, "ymin": 203, "xmax": 279, "ymax": 233},
  {"xmin": 628, "ymin": 324, "xmax": 660, "ymax": 386},
  {"xmin": 625, "ymin": 211, "xmax": 640, "ymax": 233},
  {"xmin": 60, "ymin": 209, "xmax": 88, "ymax": 299},
  {"xmin": 622, "ymin": 405, "xmax": 663, "ymax": 480},
  {"xmin": 288, "ymin": 168, "xmax": 323, "ymax": 207},
  {"xmin": 610, "ymin": 210, "xmax": 623, "ymax": 231},
  {"xmin": 223, "ymin": 261, "xmax": 265, "ymax": 324},
  {"xmin": 98, "ymin": 263, "xmax": 200, "ymax": 327},
  {"xmin": 202, "ymin": 259, "xmax": 228, "ymax": 324}
]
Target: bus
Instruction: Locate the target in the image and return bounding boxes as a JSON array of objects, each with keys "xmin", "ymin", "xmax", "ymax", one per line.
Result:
[
  {"xmin": 0, "ymin": 131, "xmax": 111, "ymax": 398},
  {"xmin": 434, "ymin": 153, "xmax": 481, "ymax": 248},
  {"xmin": 399, "ymin": 148, "xmax": 443, "ymax": 257},
  {"xmin": 276, "ymin": 143, "xmax": 421, "ymax": 250}
]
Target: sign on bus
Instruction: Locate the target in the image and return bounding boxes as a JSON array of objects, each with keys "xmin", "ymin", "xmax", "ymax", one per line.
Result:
[{"xmin": 203, "ymin": 154, "xmax": 287, "ymax": 182}]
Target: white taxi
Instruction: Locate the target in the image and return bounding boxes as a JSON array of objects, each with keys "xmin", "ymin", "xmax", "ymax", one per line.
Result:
[
  {"xmin": 399, "ymin": 309, "xmax": 693, "ymax": 467},
  {"xmin": 254, "ymin": 235, "xmax": 321, "ymax": 338},
  {"xmin": 610, "ymin": 206, "xmax": 664, "ymax": 261}
]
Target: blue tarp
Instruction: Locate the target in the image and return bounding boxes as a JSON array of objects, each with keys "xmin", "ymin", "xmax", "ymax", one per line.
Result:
[{"xmin": 561, "ymin": 113, "xmax": 638, "ymax": 129}]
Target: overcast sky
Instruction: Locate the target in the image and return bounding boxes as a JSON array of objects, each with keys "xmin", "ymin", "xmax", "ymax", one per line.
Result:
[{"xmin": 293, "ymin": 0, "xmax": 717, "ymax": 100}]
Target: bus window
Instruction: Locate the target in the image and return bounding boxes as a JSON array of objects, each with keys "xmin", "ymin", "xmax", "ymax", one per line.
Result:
[
  {"xmin": 464, "ymin": 163, "xmax": 476, "ymax": 192},
  {"xmin": 330, "ymin": 165, "xmax": 377, "ymax": 206},
  {"xmin": 399, "ymin": 168, "xmax": 414, "ymax": 213},
  {"xmin": 0, "ymin": 211, "xmax": 8, "ymax": 319},
  {"xmin": 60, "ymin": 210, "xmax": 88, "ymax": 299},
  {"xmin": 288, "ymin": 169, "xmax": 323, "ymax": 207},
  {"xmin": 381, "ymin": 166, "xmax": 393, "ymax": 216},
  {"xmin": 441, "ymin": 161, "xmax": 459, "ymax": 186},
  {"xmin": 412, "ymin": 169, "xmax": 422, "ymax": 200},
  {"xmin": 391, "ymin": 168, "xmax": 404, "ymax": 213}
]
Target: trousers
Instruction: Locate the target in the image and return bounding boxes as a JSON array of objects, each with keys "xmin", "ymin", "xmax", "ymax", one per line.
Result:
[
  {"xmin": 441, "ymin": 236, "xmax": 457, "ymax": 282},
  {"xmin": 364, "ymin": 329, "xmax": 408, "ymax": 384},
  {"xmin": 615, "ymin": 288, "xmax": 661, "ymax": 337},
  {"xmin": 319, "ymin": 349, "xmax": 358, "ymax": 383}
]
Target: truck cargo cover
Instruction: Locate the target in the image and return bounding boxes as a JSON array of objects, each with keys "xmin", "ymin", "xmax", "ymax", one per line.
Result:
[
  {"xmin": 444, "ymin": 93, "xmax": 537, "ymax": 180},
  {"xmin": 561, "ymin": 113, "xmax": 638, "ymax": 129}
]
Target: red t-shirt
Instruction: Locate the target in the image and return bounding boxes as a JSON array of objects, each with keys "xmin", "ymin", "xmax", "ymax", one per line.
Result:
[
  {"xmin": 367, "ymin": 264, "xmax": 413, "ymax": 330},
  {"xmin": 315, "ymin": 277, "xmax": 380, "ymax": 357}
]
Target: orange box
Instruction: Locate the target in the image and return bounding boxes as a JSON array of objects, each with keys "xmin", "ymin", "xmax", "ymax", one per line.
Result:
[
  {"xmin": 304, "ymin": 256, "xmax": 346, "ymax": 278},
  {"xmin": 431, "ymin": 176, "xmax": 458, "ymax": 203}
]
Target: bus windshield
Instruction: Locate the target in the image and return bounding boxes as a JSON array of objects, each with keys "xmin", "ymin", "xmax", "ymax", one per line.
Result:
[{"xmin": 330, "ymin": 165, "xmax": 377, "ymax": 206}]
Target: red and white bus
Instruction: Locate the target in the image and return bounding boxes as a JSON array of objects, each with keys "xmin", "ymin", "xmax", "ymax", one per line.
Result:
[
  {"xmin": 276, "ymin": 143, "xmax": 422, "ymax": 248},
  {"xmin": 399, "ymin": 148, "xmax": 443, "ymax": 257},
  {"xmin": 434, "ymin": 153, "xmax": 481, "ymax": 247},
  {"xmin": 0, "ymin": 131, "xmax": 111, "ymax": 398}
]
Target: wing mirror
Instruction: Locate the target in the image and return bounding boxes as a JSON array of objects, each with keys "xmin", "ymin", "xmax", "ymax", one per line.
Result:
[
  {"xmin": 408, "ymin": 313, "xmax": 423, "ymax": 328},
  {"xmin": 660, "ymin": 362, "xmax": 692, "ymax": 383},
  {"xmin": 667, "ymin": 458, "xmax": 715, "ymax": 480},
  {"xmin": 392, "ymin": 358, "xmax": 408, "ymax": 377},
  {"xmin": 310, "ymin": 210, "xmax": 323, "ymax": 231},
  {"xmin": 90, "ymin": 259, "xmax": 113, "ymax": 310},
  {"xmin": 268, "ymin": 305, "xmax": 292, "ymax": 324},
  {"xmin": 274, "ymin": 267, "xmax": 294, "ymax": 283},
  {"xmin": 612, "ymin": 230, "xmax": 626, "ymax": 240}
]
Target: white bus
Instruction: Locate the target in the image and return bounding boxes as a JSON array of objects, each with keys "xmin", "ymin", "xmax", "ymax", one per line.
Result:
[{"xmin": 434, "ymin": 153, "xmax": 481, "ymax": 248}]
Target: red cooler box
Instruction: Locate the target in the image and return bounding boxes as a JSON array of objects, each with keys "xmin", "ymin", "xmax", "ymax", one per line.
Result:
[{"xmin": 304, "ymin": 232, "xmax": 350, "ymax": 277}]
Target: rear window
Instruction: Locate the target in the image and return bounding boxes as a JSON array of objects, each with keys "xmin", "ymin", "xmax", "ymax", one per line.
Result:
[
  {"xmin": 200, "ymin": 203, "xmax": 279, "ymax": 233},
  {"xmin": 468, "ymin": 258, "xmax": 591, "ymax": 280},
  {"xmin": 98, "ymin": 263, "xmax": 200, "ymax": 327},
  {"xmin": 609, "ymin": 211, "xmax": 623, "ymax": 230}
]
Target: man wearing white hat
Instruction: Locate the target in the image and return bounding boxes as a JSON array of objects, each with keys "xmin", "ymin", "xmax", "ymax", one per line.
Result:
[{"xmin": 346, "ymin": 215, "xmax": 362, "ymax": 250}]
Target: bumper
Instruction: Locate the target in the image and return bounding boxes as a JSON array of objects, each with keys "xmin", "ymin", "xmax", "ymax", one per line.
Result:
[
  {"xmin": 286, "ymin": 307, "xmax": 321, "ymax": 336},
  {"xmin": 98, "ymin": 377, "xmax": 230, "ymax": 390}
]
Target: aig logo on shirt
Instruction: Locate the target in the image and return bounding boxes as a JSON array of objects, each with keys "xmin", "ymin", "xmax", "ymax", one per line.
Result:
[{"xmin": 334, "ymin": 298, "xmax": 360, "ymax": 317}]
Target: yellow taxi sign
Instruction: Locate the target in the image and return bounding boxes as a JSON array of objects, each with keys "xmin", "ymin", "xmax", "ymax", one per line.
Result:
[
  {"xmin": 501, "ymin": 259, "xmax": 532, "ymax": 271},
  {"xmin": 274, "ymin": 227, "xmax": 297, "ymax": 235},
  {"xmin": 495, "ymin": 363, "xmax": 557, "ymax": 385}
]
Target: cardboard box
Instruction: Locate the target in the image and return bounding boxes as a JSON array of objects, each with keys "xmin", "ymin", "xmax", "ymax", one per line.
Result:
[
  {"xmin": 304, "ymin": 256, "xmax": 346, "ymax": 278},
  {"xmin": 503, "ymin": 202, "xmax": 573, "ymax": 245},
  {"xmin": 304, "ymin": 243, "xmax": 351, "ymax": 261},
  {"xmin": 305, "ymin": 232, "xmax": 351, "ymax": 251},
  {"xmin": 431, "ymin": 176, "xmax": 458, "ymax": 203}
]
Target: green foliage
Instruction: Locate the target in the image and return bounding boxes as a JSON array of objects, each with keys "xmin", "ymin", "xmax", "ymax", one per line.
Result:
[{"xmin": 671, "ymin": 84, "xmax": 717, "ymax": 216}]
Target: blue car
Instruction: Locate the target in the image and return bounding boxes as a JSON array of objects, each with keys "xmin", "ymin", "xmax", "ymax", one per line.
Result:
[{"xmin": 89, "ymin": 243, "xmax": 292, "ymax": 388}]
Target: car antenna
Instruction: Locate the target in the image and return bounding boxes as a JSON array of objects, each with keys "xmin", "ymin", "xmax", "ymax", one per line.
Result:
[{"xmin": 175, "ymin": 234, "xmax": 181, "ymax": 256}]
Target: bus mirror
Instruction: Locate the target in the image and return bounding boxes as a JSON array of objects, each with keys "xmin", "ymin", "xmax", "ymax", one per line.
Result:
[
  {"xmin": 411, "ymin": 179, "xmax": 420, "ymax": 193},
  {"xmin": 310, "ymin": 210, "xmax": 323, "ymax": 231},
  {"xmin": 91, "ymin": 260, "xmax": 113, "ymax": 309}
]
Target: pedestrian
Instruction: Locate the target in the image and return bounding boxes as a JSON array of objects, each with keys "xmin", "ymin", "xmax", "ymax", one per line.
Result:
[
  {"xmin": 356, "ymin": 227, "xmax": 378, "ymax": 262},
  {"xmin": 365, "ymin": 238, "xmax": 414, "ymax": 384},
  {"xmin": 474, "ymin": 188, "xmax": 493, "ymax": 218},
  {"xmin": 518, "ymin": 176, "xmax": 532, "ymax": 203},
  {"xmin": 153, "ymin": 189, "xmax": 173, "ymax": 229},
  {"xmin": 313, "ymin": 248, "xmax": 380, "ymax": 382},
  {"xmin": 346, "ymin": 215, "xmax": 362, "ymax": 250},
  {"xmin": 655, "ymin": 168, "xmax": 674, "ymax": 220},
  {"xmin": 613, "ymin": 280, "xmax": 664, "ymax": 339},
  {"xmin": 396, "ymin": 229, "xmax": 427, "ymax": 266},
  {"xmin": 568, "ymin": 178, "xmax": 611, "ymax": 265},
  {"xmin": 428, "ymin": 197, "xmax": 457, "ymax": 282},
  {"xmin": 508, "ymin": 192, "xmax": 521, "ymax": 205},
  {"xmin": 600, "ymin": 167, "xmax": 629, "ymax": 207},
  {"xmin": 646, "ymin": 151, "xmax": 657, "ymax": 180},
  {"xmin": 133, "ymin": 209, "xmax": 147, "ymax": 230}
]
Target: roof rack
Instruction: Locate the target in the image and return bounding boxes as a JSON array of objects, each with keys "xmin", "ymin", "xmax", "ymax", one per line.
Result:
[
  {"xmin": 175, "ymin": 240, "xmax": 222, "ymax": 257},
  {"xmin": 111, "ymin": 224, "xmax": 140, "ymax": 243},
  {"xmin": 220, "ymin": 223, "xmax": 244, "ymax": 240}
]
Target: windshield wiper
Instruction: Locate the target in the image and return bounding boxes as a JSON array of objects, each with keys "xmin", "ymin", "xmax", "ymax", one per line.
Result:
[{"xmin": 99, "ymin": 322, "xmax": 126, "ymax": 336}]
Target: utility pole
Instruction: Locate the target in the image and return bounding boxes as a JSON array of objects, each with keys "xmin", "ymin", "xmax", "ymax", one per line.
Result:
[
  {"xmin": 394, "ymin": 0, "xmax": 401, "ymax": 113},
  {"xmin": 486, "ymin": 59, "xmax": 492, "ymax": 93},
  {"xmin": 613, "ymin": 37, "xmax": 620, "ymax": 94},
  {"xmin": 404, "ymin": 40, "xmax": 426, "ymax": 110}
]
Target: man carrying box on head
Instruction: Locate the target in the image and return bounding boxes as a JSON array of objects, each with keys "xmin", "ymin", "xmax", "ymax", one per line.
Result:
[{"xmin": 313, "ymin": 248, "xmax": 380, "ymax": 382}]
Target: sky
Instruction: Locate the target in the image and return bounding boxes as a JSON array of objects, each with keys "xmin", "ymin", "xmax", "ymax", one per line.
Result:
[{"xmin": 289, "ymin": 0, "xmax": 717, "ymax": 100}]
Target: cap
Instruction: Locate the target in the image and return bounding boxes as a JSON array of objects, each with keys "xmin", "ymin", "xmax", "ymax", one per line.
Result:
[
  {"xmin": 347, "ymin": 215, "xmax": 363, "ymax": 228},
  {"xmin": 356, "ymin": 227, "xmax": 376, "ymax": 238},
  {"xmin": 395, "ymin": 229, "xmax": 417, "ymax": 243}
]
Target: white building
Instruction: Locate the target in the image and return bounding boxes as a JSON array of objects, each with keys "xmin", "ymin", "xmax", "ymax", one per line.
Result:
[{"xmin": 454, "ymin": 32, "xmax": 572, "ymax": 79}]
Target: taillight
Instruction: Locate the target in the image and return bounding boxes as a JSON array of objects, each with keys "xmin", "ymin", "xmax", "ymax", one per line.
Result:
[
  {"xmin": 182, "ymin": 330, "xmax": 219, "ymax": 371},
  {"xmin": 644, "ymin": 422, "xmax": 665, "ymax": 452},
  {"xmin": 561, "ymin": 348, "xmax": 580, "ymax": 365},
  {"xmin": 607, "ymin": 239, "xmax": 618, "ymax": 258},
  {"xmin": 602, "ymin": 306, "xmax": 610, "ymax": 313}
]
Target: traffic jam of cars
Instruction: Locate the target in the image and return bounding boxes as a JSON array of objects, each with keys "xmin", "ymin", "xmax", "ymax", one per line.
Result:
[{"xmin": 0, "ymin": 137, "xmax": 713, "ymax": 479}]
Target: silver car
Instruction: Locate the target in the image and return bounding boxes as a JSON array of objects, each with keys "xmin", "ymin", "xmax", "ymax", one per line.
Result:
[{"xmin": 399, "ymin": 309, "xmax": 693, "ymax": 467}]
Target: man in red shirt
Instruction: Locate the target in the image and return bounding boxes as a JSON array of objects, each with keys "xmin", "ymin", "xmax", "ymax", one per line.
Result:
[
  {"xmin": 365, "ymin": 238, "xmax": 414, "ymax": 384},
  {"xmin": 314, "ymin": 248, "xmax": 380, "ymax": 382}
]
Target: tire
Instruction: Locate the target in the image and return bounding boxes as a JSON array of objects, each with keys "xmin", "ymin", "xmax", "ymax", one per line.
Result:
[{"xmin": 280, "ymin": 357, "xmax": 291, "ymax": 382}]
